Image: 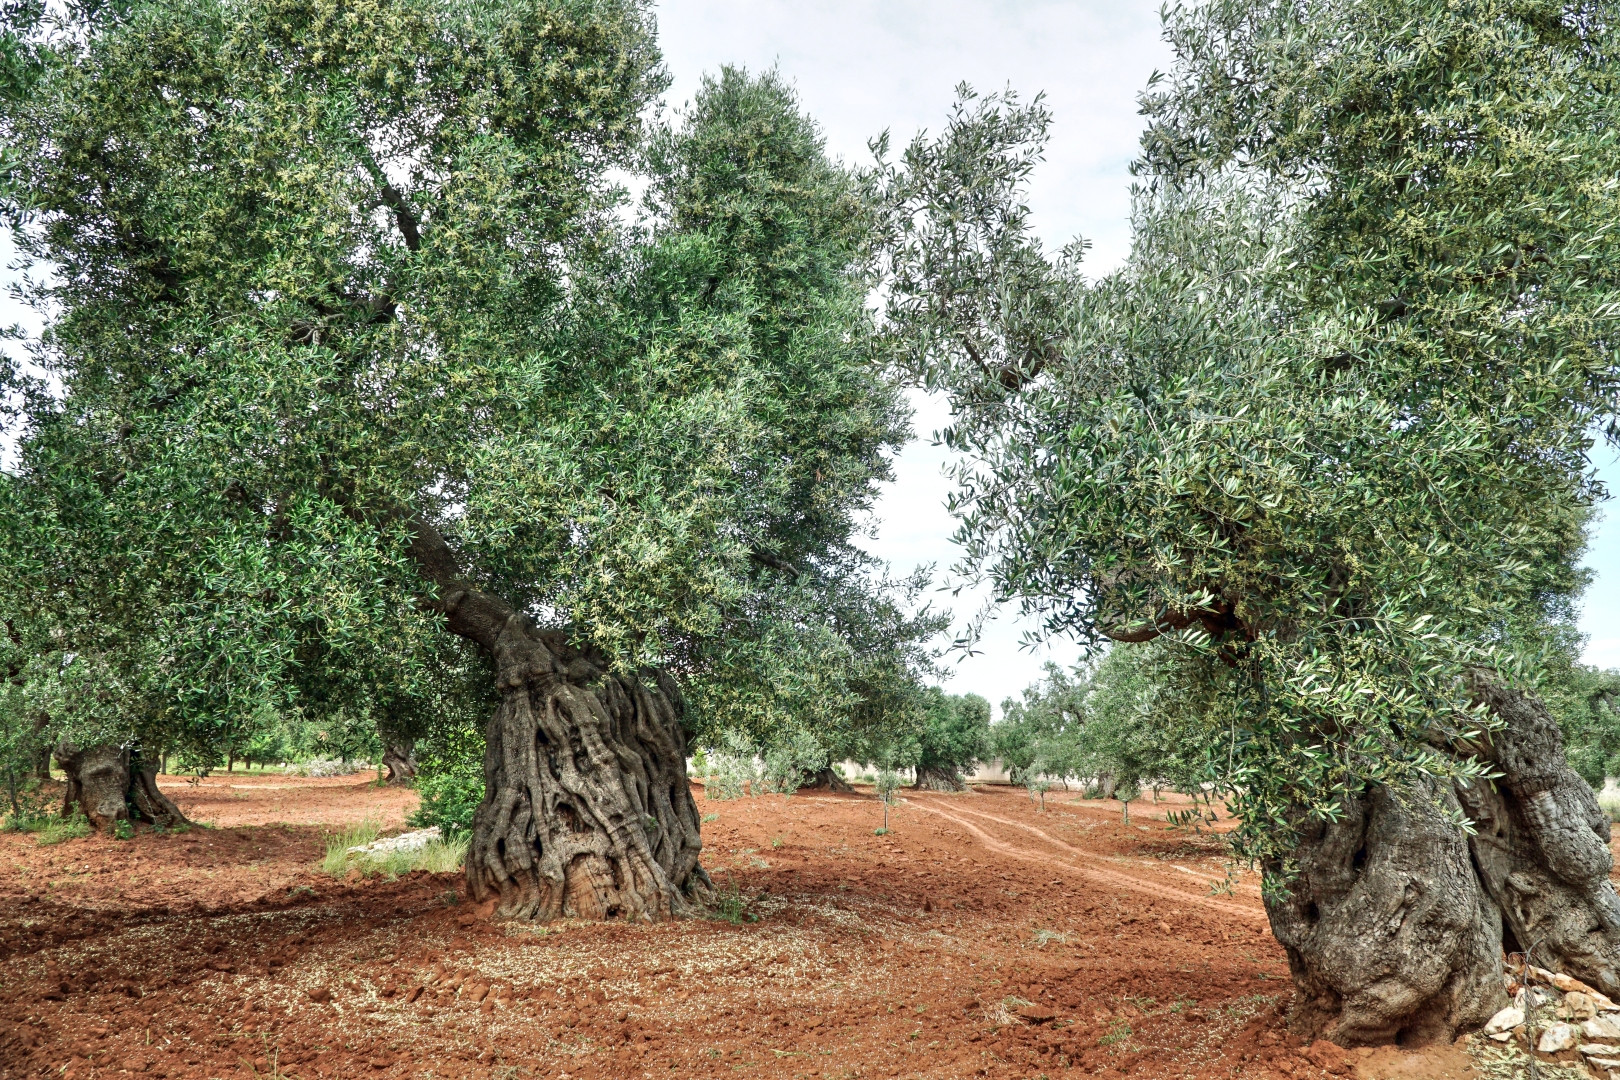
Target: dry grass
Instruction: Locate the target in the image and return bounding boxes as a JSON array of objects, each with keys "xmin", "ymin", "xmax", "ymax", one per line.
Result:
[
  {"xmin": 1468, "ymin": 1035, "xmax": 1592, "ymax": 1080},
  {"xmin": 318, "ymin": 818, "xmax": 381, "ymax": 875},
  {"xmin": 319, "ymin": 820, "xmax": 468, "ymax": 878}
]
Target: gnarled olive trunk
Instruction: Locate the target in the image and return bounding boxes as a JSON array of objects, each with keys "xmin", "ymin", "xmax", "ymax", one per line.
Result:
[
  {"xmin": 913, "ymin": 764, "xmax": 967, "ymax": 792},
  {"xmin": 1264, "ymin": 777, "xmax": 1506, "ymax": 1046},
  {"xmin": 799, "ymin": 766, "xmax": 853, "ymax": 793},
  {"xmin": 54, "ymin": 742, "xmax": 190, "ymax": 831},
  {"xmin": 464, "ymin": 616, "xmax": 710, "ymax": 921},
  {"xmin": 1457, "ymin": 671, "xmax": 1620, "ymax": 992},
  {"xmin": 1268, "ymin": 669, "xmax": 1620, "ymax": 1045},
  {"xmin": 400, "ymin": 512, "xmax": 711, "ymax": 922},
  {"xmin": 381, "ymin": 739, "xmax": 418, "ymax": 786}
]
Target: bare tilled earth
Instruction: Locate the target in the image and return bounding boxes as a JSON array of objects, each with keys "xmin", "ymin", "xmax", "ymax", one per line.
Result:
[{"xmin": 0, "ymin": 775, "xmax": 1486, "ymax": 1079}]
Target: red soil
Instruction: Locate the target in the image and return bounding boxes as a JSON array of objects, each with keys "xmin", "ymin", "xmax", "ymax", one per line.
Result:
[{"xmin": 0, "ymin": 778, "xmax": 1482, "ymax": 1079}]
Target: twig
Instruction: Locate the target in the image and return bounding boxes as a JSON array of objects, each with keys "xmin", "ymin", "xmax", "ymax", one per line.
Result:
[{"xmin": 1523, "ymin": 938, "xmax": 1544, "ymax": 1080}]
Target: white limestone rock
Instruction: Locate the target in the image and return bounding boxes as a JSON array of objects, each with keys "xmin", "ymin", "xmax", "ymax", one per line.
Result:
[
  {"xmin": 347, "ymin": 826, "xmax": 442, "ymax": 856},
  {"xmin": 1539, "ymin": 1022, "xmax": 1578, "ymax": 1053},
  {"xmin": 1485, "ymin": 1007, "xmax": 1524, "ymax": 1035}
]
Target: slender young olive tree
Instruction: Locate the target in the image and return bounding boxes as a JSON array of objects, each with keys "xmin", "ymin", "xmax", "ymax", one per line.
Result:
[
  {"xmin": 881, "ymin": 0, "xmax": 1620, "ymax": 1045},
  {"xmin": 0, "ymin": 0, "xmax": 915, "ymax": 921}
]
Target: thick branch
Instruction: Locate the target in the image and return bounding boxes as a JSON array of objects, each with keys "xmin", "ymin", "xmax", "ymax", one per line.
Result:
[
  {"xmin": 749, "ymin": 545, "xmax": 801, "ymax": 580},
  {"xmin": 380, "ymin": 185, "xmax": 422, "ymax": 252},
  {"xmin": 398, "ymin": 512, "xmax": 514, "ymax": 655}
]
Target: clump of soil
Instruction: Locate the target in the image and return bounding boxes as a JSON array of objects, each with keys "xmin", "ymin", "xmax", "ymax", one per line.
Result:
[{"xmin": 0, "ymin": 778, "xmax": 1552, "ymax": 1078}]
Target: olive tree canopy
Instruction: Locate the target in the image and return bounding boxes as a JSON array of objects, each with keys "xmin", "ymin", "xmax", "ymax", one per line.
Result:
[
  {"xmin": 881, "ymin": 0, "xmax": 1620, "ymax": 1044},
  {"xmin": 0, "ymin": 0, "xmax": 926, "ymax": 918}
]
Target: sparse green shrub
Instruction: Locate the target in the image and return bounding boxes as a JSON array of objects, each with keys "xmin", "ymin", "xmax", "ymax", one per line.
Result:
[
  {"xmin": 711, "ymin": 879, "xmax": 757, "ymax": 924},
  {"xmin": 1115, "ymin": 779, "xmax": 1142, "ymax": 824},
  {"xmin": 759, "ymin": 729, "xmax": 824, "ymax": 794},
  {"xmin": 703, "ymin": 753, "xmax": 754, "ymax": 800},
  {"xmin": 874, "ymin": 767, "xmax": 901, "ymax": 833},
  {"xmin": 409, "ymin": 772, "xmax": 483, "ymax": 835}
]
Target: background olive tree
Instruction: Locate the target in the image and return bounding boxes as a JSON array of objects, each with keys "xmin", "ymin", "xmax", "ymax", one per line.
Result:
[
  {"xmin": 881, "ymin": 0, "xmax": 1620, "ymax": 1045},
  {"xmin": 0, "ymin": 0, "xmax": 928, "ymax": 921}
]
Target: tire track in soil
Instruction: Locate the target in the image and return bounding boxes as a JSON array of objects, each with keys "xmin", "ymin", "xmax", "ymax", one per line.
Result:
[{"xmin": 907, "ymin": 796, "xmax": 1268, "ymax": 923}]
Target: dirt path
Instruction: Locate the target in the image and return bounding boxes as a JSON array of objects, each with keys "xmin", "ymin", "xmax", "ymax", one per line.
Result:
[
  {"xmin": 0, "ymin": 780, "xmax": 1483, "ymax": 1080},
  {"xmin": 163, "ymin": 773, "xmax": 418, "ymax": 831},
  {"xmin": 907, "ymin": 797, "xmax": 1266, "ymax": 923}
]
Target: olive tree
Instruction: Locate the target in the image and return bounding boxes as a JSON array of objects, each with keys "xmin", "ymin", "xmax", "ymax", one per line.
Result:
[
  {"xmin": 911, "ymin": 688, "xmax": 989, "ymax": 791},
  {"xmin": 0, "ymin": 0, "xmax": 914, "ymax": 921},
  {"xmin": 881, "ymin": 0, "xmax": 1620, "ymax": 1045}
]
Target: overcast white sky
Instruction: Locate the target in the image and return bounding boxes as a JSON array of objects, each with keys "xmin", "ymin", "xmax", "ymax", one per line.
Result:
[{"xmin": 3, "ymin": 0, "xmax": 1617, "ymax": 713}]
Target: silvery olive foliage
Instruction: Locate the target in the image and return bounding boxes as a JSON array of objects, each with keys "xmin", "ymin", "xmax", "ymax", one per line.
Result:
[
  {"xmin": 880, "ymin": 0, "xmax": 1620, "ymax": 868},
  {"xmin": 0, "ymin": 0, "xmax": 930, "ymax": 774}
]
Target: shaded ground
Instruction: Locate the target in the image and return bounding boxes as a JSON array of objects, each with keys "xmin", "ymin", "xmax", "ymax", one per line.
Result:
[{"xmin": 0, "ymin": 777, "xmax": 1486, "ymax": 1079}]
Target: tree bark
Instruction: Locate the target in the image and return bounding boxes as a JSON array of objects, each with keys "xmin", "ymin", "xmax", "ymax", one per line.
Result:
[
  {"xmin": 1456, "ymin": 670, "xmax": 1620, "ymax": 993},
  {"xmin": 381, "ymin": 740, "xmax": 418, "ymax": 786},
  {"xmin": 1264, "ymin": 777, "xmax": 1506, "ymax": 1046},
  {"xmin": 465, "ymin": 617, "xmax": 710, "ymax": 920},
  {"xmin": 798, "ymin": 766, "xmax": 854, "ymax": 793},
  {"xmin": 913, "ymin": 764, "xmax": 967, "ymax": 792},
  {"xmin": 54, "ymin": 742, "xmax": 190, "ymax": 831},
  {"xmin": 1266, "ymin": 669, "xmax": 1620, "ymax": 1046},
  {"xmin": 398, "ymin": 512, "xmax": 710, "ymax": 921}
]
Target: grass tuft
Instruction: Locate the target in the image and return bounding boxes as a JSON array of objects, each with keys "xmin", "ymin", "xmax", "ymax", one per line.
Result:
[
  {"xmin": 319, "ymin": 820, "xmax": 469, "ymax": 879},
  {"xmin": 7, "ymin": 810, "xmax": 93, "ymax": 845},
  {"xmin": 369, "ymin": 833, "xmax": 469, "ymax": 877},
  {"xmin": 35, "ymin": 815, "xmax": 93, "ymax": 845},
  {"xmin": 319, "ymin": 818, "xmax": 381, "ymax": 876}
]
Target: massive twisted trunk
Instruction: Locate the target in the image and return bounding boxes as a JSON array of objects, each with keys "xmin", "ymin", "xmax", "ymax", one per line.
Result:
[
  {"xmin": 1264, "ymin": 778, "xmax": 1506, "ymax": 1045},
  {"xmin": 381, "ymin": 739, "xmax": 418, "ymax": 786},
  {"xmin": 54, "ymin": 742, "xmax": 190, "ymax": 830},
  {"xmin": 913, "ymin": 764, "xmax": 967, "ymax": 792},
  {"xmin": 466, "ymin": 616, "xmax": 709, "ymax": 920},
  {"xmin": 1458, "ymin": 671, "xmax": 1620, "ymax": 992},
  {"xmin": 1268, "ymin": 669, "xmax": 1620, "ymax": 1045},
  {"xmin": 402, "ymin": 514, "xmax": 710, "ymax": 921}
]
